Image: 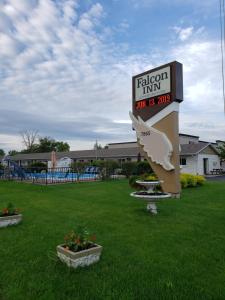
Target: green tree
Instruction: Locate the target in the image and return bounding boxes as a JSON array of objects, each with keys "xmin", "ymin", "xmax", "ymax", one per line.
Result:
[
  {"xmin": 0, "ymin": 149, "xmax": 5, "ymax": 156},
  {"xmin": 37, "ymin": 137, "xmax": 55, "ymax": 152},
  {"xmin": 54, "ymin": 141, "xmax": 70, "ymax": 152},
  {"xmin": 218, "ymin": 142, "xmax": 225, "ymax": 160},
  {"xmin": 8, "ymin": 150, "xmax": 19, "ymax": 156},
  {"xmin": 37, "ymin": 137, "xmax": 70, "ymax": 153}
]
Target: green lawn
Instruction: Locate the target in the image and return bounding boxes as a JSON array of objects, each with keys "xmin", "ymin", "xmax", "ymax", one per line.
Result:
[{"xmin": 0, "ymin": 180, "xmax": 225, "ymax": 300}]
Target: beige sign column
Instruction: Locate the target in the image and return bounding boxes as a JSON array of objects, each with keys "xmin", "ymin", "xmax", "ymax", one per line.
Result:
[
  {"xmin": 145, "ymin": 111, "xmax": 180, "ymax": 196},
  {"xmin": 131, "ymin": 61, "xmax": 183, "ymax": 198}
]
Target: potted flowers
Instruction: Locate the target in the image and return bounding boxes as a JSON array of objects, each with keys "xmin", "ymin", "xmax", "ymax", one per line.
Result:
[
  {"xmin": 0, "ymin": 203, "xmax": 22, "ymax": 228},
  {"xmin": 57, "ymin": 226, "xmax": 102, "ymax": 269}
]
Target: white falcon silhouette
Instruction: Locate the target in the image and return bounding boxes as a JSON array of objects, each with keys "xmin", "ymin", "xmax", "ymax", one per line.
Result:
[{"xmin": 129, "ymin": 111, "xmax": 174, "ymax": 171}]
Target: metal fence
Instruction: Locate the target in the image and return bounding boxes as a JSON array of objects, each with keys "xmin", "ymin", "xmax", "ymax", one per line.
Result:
[{"xmin": 0, "ymin": 166, "xmax": 125, "ymax": 185}]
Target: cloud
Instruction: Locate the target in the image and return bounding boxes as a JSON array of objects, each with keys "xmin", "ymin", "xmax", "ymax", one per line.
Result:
[
  {"xmin": 173, "ymin": 26, "xmax": 194, "ymax": 41},
  {"xmin": 0, "ymin": 0, "xmax": 224, "ymax": 153}
]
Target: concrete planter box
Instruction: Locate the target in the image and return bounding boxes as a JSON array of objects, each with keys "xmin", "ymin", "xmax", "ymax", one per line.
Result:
[
  {"xmin": 57, "ymin": 244, "xmax": 103, "ymax": 268},
  {"xmin": 0, "ymin": 214, "xmax": 22, "ymax": 228}
]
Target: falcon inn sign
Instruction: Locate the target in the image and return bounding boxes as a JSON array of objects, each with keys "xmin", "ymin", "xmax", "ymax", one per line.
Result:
[
  {"xmin": 130, "ymin": 61, "xmax": 183, "ymax": 196},
  {"xmin": 135, "ymin": 66, "xmax": 170, "ymax": 101}
]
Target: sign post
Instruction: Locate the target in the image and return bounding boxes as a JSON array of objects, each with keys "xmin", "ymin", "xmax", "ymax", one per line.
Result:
[{"xmin": 130, "ymin": 61, "xmax": 183, "ymax": 197}]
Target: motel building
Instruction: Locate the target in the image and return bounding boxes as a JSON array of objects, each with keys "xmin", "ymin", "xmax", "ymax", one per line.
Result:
[{"xmin": 0, "ymin": 134, "xmax": 223, "ymax": 176}]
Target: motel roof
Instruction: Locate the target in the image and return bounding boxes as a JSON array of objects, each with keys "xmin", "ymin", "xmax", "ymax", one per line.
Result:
[
  {"xmin": 8, "ymin": 147, "xmax": 146, "ymax": 161},
  {"xmin": 1, "ymin": 141, "xmax": 219, "ymax": 163},
  {"xmin": 180, "ymin": 142, "xmax": 219, "ymax": 156}
]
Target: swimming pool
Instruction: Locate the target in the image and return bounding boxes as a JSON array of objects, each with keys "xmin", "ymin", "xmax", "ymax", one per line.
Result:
[{"xmin": 27, "ymin": 172, "xmax": 99, "ymax": 183}]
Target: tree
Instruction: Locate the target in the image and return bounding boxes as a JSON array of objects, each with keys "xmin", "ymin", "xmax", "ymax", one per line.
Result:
[
  {"xmin": 37, "ymin": 137, "xmax": 55, "ymax": 153},
  {"xmin": 8, "ymin": 150, "xmax": 19, "ymax": 156},
  {"xmin": 20, "ymin": 132, "xmax": 70, "ymax": 153},
  {"xmin": 20, "ymin": 130, "xmax": 39, "ymax": 152},
  {"xmin": 32, "ymin": 137, "xmax": 70, "ymax": 153},
  {"xmin": 218, "ymin": 142, "xmax": 225, "ymax": 160},
  {"xmin": 93, "ymin": 141, "xmax": 102, "ymax": 150},
  {"xmin": 54, "ymin": 141, "xmax": 70, "ymax": 152},
  {"xmin": 0, "ymin": 149, "xmax": 5, "ymax": 156}
]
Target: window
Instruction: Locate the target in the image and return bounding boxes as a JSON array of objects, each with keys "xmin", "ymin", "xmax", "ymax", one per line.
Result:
[{"xmin": 180, "ymin": 158, "xmax": 186, "ymax": 165}]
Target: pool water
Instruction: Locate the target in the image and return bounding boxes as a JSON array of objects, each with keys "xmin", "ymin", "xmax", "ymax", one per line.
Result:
[{"xmin": 27, "ymin": 172, "xmax": 99, "ymax": 181}]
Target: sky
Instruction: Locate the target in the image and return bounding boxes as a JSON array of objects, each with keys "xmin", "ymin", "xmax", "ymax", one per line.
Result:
[{"xmin": 0, "ymin": 0, "xmax": 224, "ymax": 152}]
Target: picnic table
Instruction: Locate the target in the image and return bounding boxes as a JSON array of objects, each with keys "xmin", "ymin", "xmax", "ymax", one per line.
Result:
[{"xmin": 210, "ymin": 168, "xmax": 223, "ymax": 175}]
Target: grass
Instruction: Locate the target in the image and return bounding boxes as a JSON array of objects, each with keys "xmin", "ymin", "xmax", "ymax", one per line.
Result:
[{"xmin": 0, "ymin": 179, "xmax": 225, "ymax": 300}]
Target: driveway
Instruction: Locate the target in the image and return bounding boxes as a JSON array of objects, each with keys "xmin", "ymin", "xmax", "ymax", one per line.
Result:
[{"xmin": 206, "ymin": 175, "xmax": 225, "ymax": 181}]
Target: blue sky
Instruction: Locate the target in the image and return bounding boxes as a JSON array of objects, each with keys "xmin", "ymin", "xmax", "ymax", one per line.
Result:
[{"xmin": 0, "ymin": 0, "xmax": 224, "ymax": 152}]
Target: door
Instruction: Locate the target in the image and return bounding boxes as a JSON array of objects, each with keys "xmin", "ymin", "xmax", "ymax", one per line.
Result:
[{"xmin": 203, "ymin": 158, "xmax": 209, "ymax": 175}]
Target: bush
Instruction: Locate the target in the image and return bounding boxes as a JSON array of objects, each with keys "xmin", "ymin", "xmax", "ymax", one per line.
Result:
[
  {"xmin": 186, "ymin": 174, "xmax": 197, "ymax": 187},
  {"xmin": 129, "ymin": 173, "xmax": 159, "ymax": 190},
  {"xmin": 129, "ymin": 175, "xmax": 142, "ymax": 190},
  {"xmin": 121, "ymin": 162, "xmax": 137, "ymax": 178},
  {"xmin": 196, "ymin": 175, "xmax": 206, "ymax": 186},
  {"xmin": 140, "ymin": 173, "xmax": 157, "ymax": 181},
  {"xmin": 121, "ymin": 161, "xmax": 153, "ymax": 178},
  {"xmin": 180, "ymin": 173, "xmax": 205, "ymax": 188},
  {"xmin": 134, "ymin": 161, "xmax": 153, "ymax": 175},
  {"xmin": 180, "ymin": 174, "xmax": 188, "ymax": 188},
  {"xmin": 28, "ymin": 162, "xmax": 47, "ymax": 172}
]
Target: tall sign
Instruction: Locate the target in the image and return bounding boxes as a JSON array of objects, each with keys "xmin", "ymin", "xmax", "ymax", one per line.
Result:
[{"xmin": 130, "ymin": 61, "xmax": 183, "ymax": 196}]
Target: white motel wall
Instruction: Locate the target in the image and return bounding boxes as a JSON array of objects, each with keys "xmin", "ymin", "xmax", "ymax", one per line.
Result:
[
  {"xmin": 197, "ymin": 154, "xmax": 221, "ymax": 175},
  {"xmin": 180, "ymin": 154, "xmax": 221, "ymax": 175},
  {"xmin": 180, "ymin": 156, "xmax": 198, "ymax": 174}
]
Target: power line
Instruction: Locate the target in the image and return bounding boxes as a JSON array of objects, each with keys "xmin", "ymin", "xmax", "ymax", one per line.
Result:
[{"xmin": 219, "ymin": 0, "xmax": 225, "ymax": 113}]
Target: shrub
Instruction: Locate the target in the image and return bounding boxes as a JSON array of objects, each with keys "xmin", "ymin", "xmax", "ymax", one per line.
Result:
[
  {"xmin": 129, "ymin": 175, "xmax": 142, "ymax": 189},
  {"xmin": 71, "ymin": 162, "xmax": 89, "ymax": 173},
  {"xmin": 134, "ymin": 161, "xmax": 153, "ymax": 175},
  {"xmin": 140, "ymin": 173, "xmax": 157, "ymax": 181},
  {"xmin": 180, "ymin": 173, "xmax": 205, "ymax": 188},
  {"xmin": 129, "ymin": 173, "xmax": 160, "ymax": 190},
  {"xmin": 28, "ymin": 162, "xmax": 47, "ymax": 172},
  {"xmin": 180, "ymin": 174, "xmax": 188, "ymax": 188},
  {"xmin": 92, "ymin": 160, "xmax": 120, "ymax": 179},
  {"xmin": 121, "ymin": 162, "xmax": 137, "ymax": 178},
  {"xmin": 186, "ymin": 174, "xmax": 197, "ymax": 187},
  {"xmin": 196, "ymin": 175, "xmax": 206, "ymax": 186},
  {"xmin": 121, "ymin": 161, "xmax": 153, "ymax": 178}
]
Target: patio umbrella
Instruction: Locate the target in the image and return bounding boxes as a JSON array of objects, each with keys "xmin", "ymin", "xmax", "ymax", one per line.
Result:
[{"xmin": 51, "ymin": 151, "xmax": 57, "ymax": 170}]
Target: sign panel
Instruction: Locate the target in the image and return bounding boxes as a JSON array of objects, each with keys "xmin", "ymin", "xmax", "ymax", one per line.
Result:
[
  {"xmin": 135, "ymin": 66, "xmax": 171, "ymax": 101},
  {"xmin": 132, "ymin": 61, "xmax": 183, "ymax": 121}
]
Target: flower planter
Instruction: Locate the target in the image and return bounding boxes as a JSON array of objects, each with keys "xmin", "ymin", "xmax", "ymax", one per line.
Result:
[
  {"xmin": 57, "ymin": 244, "xmax": 103, "ymax": 268},
  {"xmin": 0, "ymin": 214, "xmax": 22, "ymax": 228}
]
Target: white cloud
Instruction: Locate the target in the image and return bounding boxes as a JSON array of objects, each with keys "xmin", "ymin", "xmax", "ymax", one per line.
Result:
[
  {"xmin": 0, "ymin": 0, "xmax": 224, "ymax": 152},
  {"xmin": 173, "ymin": 26, "xmax": 194, "ymax": 41}
]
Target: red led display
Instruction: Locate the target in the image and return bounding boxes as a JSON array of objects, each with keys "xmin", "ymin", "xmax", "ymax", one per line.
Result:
[{"xmin": 135, "ymin": 93, "xmax": 171, "ymax": 110}]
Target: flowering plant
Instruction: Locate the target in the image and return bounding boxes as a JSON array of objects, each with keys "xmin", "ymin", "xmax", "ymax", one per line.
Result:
[
  {"xmin": 140, "ymin": 174, "xmax": 158, "ymax": 181},
  {"xmin": 0, "ymin": 203, "xmax": 20, "ymax": 217},
  {"xmin": 64, "ymin": 226, "xmax": 96, "ymax": 252}
]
